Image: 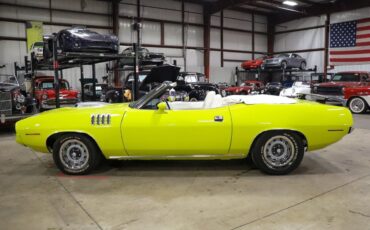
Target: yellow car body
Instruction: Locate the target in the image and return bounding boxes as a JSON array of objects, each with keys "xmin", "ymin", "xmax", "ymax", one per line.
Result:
[{"xmin": 15, "ymin": 82, "xmax": 353, "ymax": 175}]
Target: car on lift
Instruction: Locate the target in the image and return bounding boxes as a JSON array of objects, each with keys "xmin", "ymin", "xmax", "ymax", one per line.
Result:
[
  {"xmin": 0, "ymin": 74, "xmax": 35, "ymax": 124},
  {"xmin": 264, "ymin": 82, "xmax": 283, "ymax": 95},
  {"xmin": 262, "ymin": 53, "xmax": 306, "ymax": 70},
  {"xmin": 30, "ymin": 41, "xmax": 44, "ymax": 61},
  {"xmin": 43, "ymin": 27, "xmax": 119, "ymax": 60},
  {"xmin": 34, "ymin": 76, "xmax": 79, "ymax": 110},
  {"xmin": 241, "ymin": 55, "xmax": 269, "ymax": 70},
  {"xmin": 16, "ymin": 81, "xmax": 353, "ymax": 175},
  {"xmin": 122, "ymin": 47, "xmax": 165, "ymax": 65},
  {"xmin": 225, "ymin": 80, "xmax": 265, "ymax": 95}
]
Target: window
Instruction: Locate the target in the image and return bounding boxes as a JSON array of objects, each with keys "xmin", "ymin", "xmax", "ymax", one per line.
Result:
[{"xmin": 332, "ymin": 74, "xmax": 360, "ymax": 82}]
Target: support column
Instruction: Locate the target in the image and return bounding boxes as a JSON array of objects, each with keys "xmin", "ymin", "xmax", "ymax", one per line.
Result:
[
  {"xmin": 80, "ymin": 64, "xmax": 85, "ymax": 102},
  {"xmin": 252, "ymin": 13, "xmax": 255, "ymax": 59},
  {"xmin": 112, "ymin": 0, "xmax": 120, "ymax": 87},
  {"xmin": 324, "ymin": 13, "xmax": 330, "ymax": 81},
  {"xmin": 220, "ymin": 10, "xmax": 224, "ymax": 67},
  {"xmin": 267, "ymin": 16, "xmax": 275, "ymax": 56},
  {"xmin": 203, "ymin": 7, "xmax": 211, "ymax": 80},
  {"xmin": 92, "ymin": 64, "xmax": 96, "ymax": 101}
]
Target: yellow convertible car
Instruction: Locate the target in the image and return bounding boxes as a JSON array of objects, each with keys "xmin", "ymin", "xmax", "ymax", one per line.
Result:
[{"xmin": 16, "ymin": 82, "xmax": 353, "ymax": 175}]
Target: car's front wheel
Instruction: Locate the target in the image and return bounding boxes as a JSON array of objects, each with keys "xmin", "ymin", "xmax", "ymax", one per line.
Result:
[
  {"xmin": 348, "ymin": 97, "xmax": 368, "ymax": 114},
  {"xmin": 53, "ymin": 134, "xmax": 102, "ymax": 175},
  {"xmin": 251, "ymin": 131, "xmax": 304, "ymax": 175},
  {"xmin": 281, "ymin": 61, "xmax": 288, "ymax": 69}
]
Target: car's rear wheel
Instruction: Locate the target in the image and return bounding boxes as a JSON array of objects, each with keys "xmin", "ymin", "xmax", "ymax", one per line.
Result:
[
  {"xmin": 300, "ymin": 61, "xmax": 306, "ymax": 70},
  {"xmin": 281, "ymin": 61, "xmax": 288, "ymax": 69},
  {"xmin": 251, "ymin": 131, "xmax": 304, "ymax": 175},
  {"xmin": 53, "ymin": 134, "xmax": 102, "ymax": 175},
  {"xmin": 348, "ymin": 97, "xmax": 368, "ymax": 114}
]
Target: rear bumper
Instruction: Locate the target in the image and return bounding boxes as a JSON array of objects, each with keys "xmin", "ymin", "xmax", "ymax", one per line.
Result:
[{"xmin": 299, "ymin": 93, "xmax": 347, "ymax": 106}]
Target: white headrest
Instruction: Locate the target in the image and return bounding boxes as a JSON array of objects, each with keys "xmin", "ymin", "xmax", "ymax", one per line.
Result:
[{"xmin": 203, "ymin": 91, "xmax": 216, "ymax": 109}]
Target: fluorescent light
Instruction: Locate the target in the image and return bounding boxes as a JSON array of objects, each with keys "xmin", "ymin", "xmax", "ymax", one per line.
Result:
[{"xmin": 283, "ymin": 1, "xmax": 298, "ymax": 6}]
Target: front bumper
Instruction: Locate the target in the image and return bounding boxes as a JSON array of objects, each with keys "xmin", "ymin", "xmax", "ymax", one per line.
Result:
[
  {"xmin": 298, "ymin": 93, "xmax": 347, "ymax": 106},
  {"xmin": 41, "ymin": 98, "xmax": 78, "ymax": 109}
]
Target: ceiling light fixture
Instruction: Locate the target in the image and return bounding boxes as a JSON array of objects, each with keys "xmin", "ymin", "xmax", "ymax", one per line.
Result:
[{"xmin": 283, "ymin": 1, "xmax": 298, "ymax": 6}]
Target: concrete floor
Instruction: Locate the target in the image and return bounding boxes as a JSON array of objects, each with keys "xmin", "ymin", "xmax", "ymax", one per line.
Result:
[{"xmin": 1, "ymin": 114, "xmax": 370, "ymax": 230}]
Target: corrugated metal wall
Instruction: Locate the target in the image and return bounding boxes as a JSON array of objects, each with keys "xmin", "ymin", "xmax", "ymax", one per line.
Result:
[{"xmin": 0, "ymin": 0, "xmax": 268, "ymax": 88}]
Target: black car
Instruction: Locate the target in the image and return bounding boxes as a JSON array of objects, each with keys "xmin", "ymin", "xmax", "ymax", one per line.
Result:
[
  {"xmin": 122, "ymin": 47, "xmax": 165, "ymax": 65},
  {"xmin": 0, "ymin": 75, "xmax": 35, "ymax": 124},
  {"xmin": 104, "ymin": 66, "xmax": 220, "ymax": 103},
  {"xmin": 264, "ymin": 82, "xmax": 283, "ymax": 95},
  {"xmin": 83, "ymin": 83, "xmax": 108, "ymax": 101},
  {"xmin": 43, "ymin": 27, "xmax": 119, "ymax": 59}
]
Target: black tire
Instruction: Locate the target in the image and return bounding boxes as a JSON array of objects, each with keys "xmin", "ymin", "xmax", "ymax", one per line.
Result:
[
  {"xmin": 52, "ymin": 134, "xmax": 102, "ymax": 175},
  {"xmin": 348, "ymin": 97, "xmax": 368, "ymax": 114},
  {"xmin": 300, "ymin": 61, "xmax": 306, "ymax": 70},
  {"xmin": 281, "ymin": 61, "xmax": 288, "ymax": 70},
  {"xmin": 251, "ymin": 131, "xmax": 304, "ymax": 175}
]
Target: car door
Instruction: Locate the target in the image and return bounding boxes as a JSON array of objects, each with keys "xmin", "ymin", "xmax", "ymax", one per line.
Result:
[{"xmin": 121, "ymin": 104, "xmax": 232, "ymax": 156}]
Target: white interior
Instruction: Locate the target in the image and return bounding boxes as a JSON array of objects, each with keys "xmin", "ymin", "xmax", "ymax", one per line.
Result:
[{"xmin": 169, "ymin": 92, "xmax": 297, "ymax": 110}]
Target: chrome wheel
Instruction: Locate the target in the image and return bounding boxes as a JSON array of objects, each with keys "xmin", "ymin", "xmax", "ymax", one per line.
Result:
[
  {"xmin": 349, "ymin": 97, "xmax": 366, "ymax": 114},
  {"xmin": 59, "ymin": 139, "xmax": 90, "ymax": 172},
  {"xmin": 300, "ymin": 62, "xmax": 306, "ymax": 70},
  {"xmin": 262, "ymin": 135, "xmax": 297, "ymax": 169}
]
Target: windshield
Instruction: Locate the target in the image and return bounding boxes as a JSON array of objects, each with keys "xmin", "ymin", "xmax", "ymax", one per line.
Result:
[
  {"xmin": 332, "ymin": 74, "xmax": 360, "ymax": 82},
  {"xmin": 184, "ymin": 75, "xmax": 198, "ymax": 83},
  {"xmin": 277, "ymin": 54, "xmax": 289, "ymax": 58},
  {"xmin": 127, "ymin": 73, "xmax": 148, "ymax": 82},
  {"xmin": 0, "ymin": 75, "xmax": 18, "ymax": 85},
  {"xmin": 33, "ymin": 42, "xmax": 43, "ymax": 47},
  {"xmin": 40, "ymin": 80, "xmax": 69, "ymax": 89},
  {"xmin": 129, "ymin": 82, "xmax": 173, "ymax": 109}
]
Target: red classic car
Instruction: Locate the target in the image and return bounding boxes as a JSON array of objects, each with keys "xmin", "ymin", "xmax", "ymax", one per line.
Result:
[
  {"xmin": 34, "ymin": 76, "xmax": 79, "ymax": 110},
  {"xmin": 307, "ymin": 71, "xmax": 370, "ymax": 113},
  {"xmin": 225, "ymin": 80, "xmax": 265, "ymax": 95},
  {"xmin": 343, "ymin": 86, "xmax": 370, "ymax": 114},
  {"xmin": 241, "ymin": 56, "xmax": 268, "ymax": 70}
]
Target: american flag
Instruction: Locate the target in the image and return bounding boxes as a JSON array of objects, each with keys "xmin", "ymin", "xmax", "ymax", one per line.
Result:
[{"xmin": 330, "ymin": 18, "xmax": 370, "ymax": 65}]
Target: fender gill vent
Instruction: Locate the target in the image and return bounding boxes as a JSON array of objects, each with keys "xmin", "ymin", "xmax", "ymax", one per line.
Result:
[{"xmin": 91, "ymin": 114, "xmax": 111, "ymax": 125}]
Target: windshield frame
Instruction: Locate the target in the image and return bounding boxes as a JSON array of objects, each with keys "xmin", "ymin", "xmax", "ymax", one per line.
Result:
[{"xmin": 129, "ymin": 82, "xmax": 176, "ymax": 109}]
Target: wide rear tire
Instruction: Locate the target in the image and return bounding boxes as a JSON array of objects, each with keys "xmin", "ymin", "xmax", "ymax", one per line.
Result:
[
  {"xmin": 251, "ymin": 131, "xmax": 304, "ymax": 175},
  {"xmin": 53, "ymin": 134, "xmax": 102, "ymax": 175}
]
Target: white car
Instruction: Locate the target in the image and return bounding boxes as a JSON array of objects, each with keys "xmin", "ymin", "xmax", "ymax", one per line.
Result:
[
  {"xmin": 279, "ymin": 81, "xmax": 311, "ymax": 98},
  {"xmin": 30, "ymin": 41, "xmax": 44, "ymax": 61}
]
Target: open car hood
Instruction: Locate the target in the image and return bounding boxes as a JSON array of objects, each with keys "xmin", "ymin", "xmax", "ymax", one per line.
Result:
[{"xmin": 139, "ymin": 65, "xmax": 180, "ymax": 90}]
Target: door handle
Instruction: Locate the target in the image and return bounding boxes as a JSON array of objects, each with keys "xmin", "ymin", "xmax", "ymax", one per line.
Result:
[{"xmin": 214, "ymin": 115, "xmax": 223, "ymax": 122}]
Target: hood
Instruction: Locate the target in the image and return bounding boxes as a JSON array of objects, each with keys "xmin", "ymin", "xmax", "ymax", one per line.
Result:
[
  {"xmin": 139, "ymin": 65, "xmax": 180, "ymax": 90},
  {"xmin": 0, "ymin": 84, "xmax": 19, "ymax": 92},
  {"xmin": 41, "ymin": 89, "xmax": 79, "ymax": 98},
  {"xmin": 67, "ymin": 29, "xmax": 118, "ymax": 42},
  {"xmin": 316, "ymin": 81, "xmax": 363, "ymax": 87},
  {"xmin": 225, "ymin": 86, "xmax": 253, "ymax": 92}
]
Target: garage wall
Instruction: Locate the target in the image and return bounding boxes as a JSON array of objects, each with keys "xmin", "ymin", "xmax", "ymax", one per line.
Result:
[
  {"xmin": 328, "ymin": 7, "xmax": 370, "ymax": 73},
  {"xmin": 0, "ymin": 0, "xmax": 112, "ymax": 89},
  {"xmin": 274, "ymin": 6, "xmax": 370, "ymax": 73},
  {"xmin": 0, "ymin": 0, "xmax": 268, "ymax": 87},
  {"xmin": 274, "ymin": 15, "xmax": 326, "ymax": 72}
]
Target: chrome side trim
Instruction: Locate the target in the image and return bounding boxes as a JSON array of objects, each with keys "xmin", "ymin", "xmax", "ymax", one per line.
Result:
[{"xmin": 108, "ymin": 154, "xmax": 245, "ymax": 160}]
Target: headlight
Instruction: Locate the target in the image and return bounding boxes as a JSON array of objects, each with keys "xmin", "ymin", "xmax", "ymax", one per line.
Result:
[{"xmin": 42, "ymin": 94, "xmax": 48, "ymax": 100}]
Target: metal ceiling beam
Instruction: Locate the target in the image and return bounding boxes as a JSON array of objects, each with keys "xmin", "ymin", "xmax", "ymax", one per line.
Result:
[
  {"xmin": 209, "ymin": 0, "xmax": 254, "ymax": 14},
  {"xmin": 276, "ymin": 0, "xmax": 370, "ymax": 24},
  {"xmin": 252, "ymin": 0, "xmax": 306, "ymax": 14}
]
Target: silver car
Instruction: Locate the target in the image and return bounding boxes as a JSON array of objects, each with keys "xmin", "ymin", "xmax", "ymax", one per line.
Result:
[{"xmin": 262, "ymin": 53, "xmax": 306, "ymax": 70}]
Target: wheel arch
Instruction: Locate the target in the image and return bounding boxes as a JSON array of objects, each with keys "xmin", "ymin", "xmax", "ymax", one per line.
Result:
[
  {"xmin": 248, "ymin": 129, "xmax": 308, "ymax": 156},
  {"xmin": 346, "ymin": 96, "xmax": 369, "ymax": 107},
  {"xmin": 46, "ymin": 131, "xmax": 104, "ymax": 157}
]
